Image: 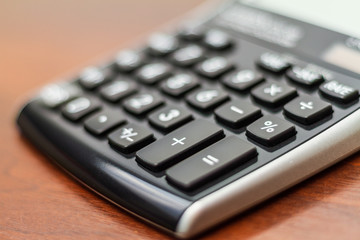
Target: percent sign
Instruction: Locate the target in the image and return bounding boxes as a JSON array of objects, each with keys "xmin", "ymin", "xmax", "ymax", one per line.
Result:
[{"xmin": 261, "ymin": 121, "xmax": 278, "ymax": 133}]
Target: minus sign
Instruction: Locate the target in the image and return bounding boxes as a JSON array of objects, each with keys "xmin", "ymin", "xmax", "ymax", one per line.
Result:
[{"xmin": 230, "ymin": 106, "xmax": 244, "ymax": 114}]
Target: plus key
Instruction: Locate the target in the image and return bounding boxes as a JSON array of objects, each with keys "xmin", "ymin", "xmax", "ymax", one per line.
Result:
[{"xmin": 136, "ymin": 120, "xmax": 224, "ymax": 171}]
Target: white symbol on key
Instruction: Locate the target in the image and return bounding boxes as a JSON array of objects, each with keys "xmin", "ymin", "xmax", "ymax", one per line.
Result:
[
  {"xmin": 230, "ymin": 105, "xmax": 244, "ymax": 114},
  {"xmin": 141, "ymin": 64, "xmax": 166, "ymax": 78},
  {"xmin": 261, "ymin": 53, "xmax": 287, "ymax": 69},
  {"xmin": 105, "ymin": 81, "xmax": 129, "ymax": 95},
  {"xmin": 120, "ymin": 128, "xmax": 138, "ymax": 142},
  {"xmin": 175, "ymin": 45, "xmax": 202, "ymax": 61},
  {"xmin": 116, "ymin": 50, "xmax": 140, "ymax": 66},
  {"xmin": 202, "ymin": 155, "xmax": 219, "ymax": 166},
  {"xmin": 171, "ymin": 137, "xmax": 186, "ymax": 146},
  {"xmin": 232, "ymin": 70, "xmax": 255, "ymax": 83},
  {"xmin": 300, "ymin": 101, "xmax": 313, "ymax": 110},
  {"xmin": 66, "ymin": 98, "xmax": 90, "ymax": 113},
  {"xmin": 261, "ymin": 121, "xmax": 278, "ymax": 133},
  {"xmin": 293, "ymin": 67, "xmax": 319, "ymax": 83},
  {"xmin": 128, "ymin": 94, "xmax": 154, "ymax": 109},
  {"xmin": 159, "ymin": 109, "xmax": 180, "ymax": 122},
  {"xmin": 98, "ymin": 115, "xmax": 108, "ymax": 123},
  {"xmin": 167, "ymin": 74, "xmax": 192, "ymax": 89},
  {"xmin": 264, "ymin": 84, "xmax": 283, "ymax": 96},
  {"xmin": 202, "ymin": 57, "xmax": 226, "ymax": 73},
  {"xmin": 196, "ymin": 90, "xmax": 218, "ymax": 102},
  {"xmin": 81, "ymin": 67, "xmax": 103, "ymax": 84}
]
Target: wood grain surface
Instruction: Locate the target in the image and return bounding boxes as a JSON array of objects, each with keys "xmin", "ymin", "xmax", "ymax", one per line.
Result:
[{"xmin": 1, "ymin": 1, "xmax": 360, "ymax": 239}]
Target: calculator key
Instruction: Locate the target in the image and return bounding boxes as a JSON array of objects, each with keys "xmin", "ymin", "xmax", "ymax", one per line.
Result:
[
  {"xmin": 251, "ymin": 81, "xmax": 297, "ymax": 107},
  {"xmin": 178, "ymin": 26, "xmax": 204, "ymax": 41},
  {"xmin": 123, "ymin": 92, "xmax": 164, "ymax": 116},
  {"xmin": 246, "ymin": 115, "xmax": 296, "ymax": 146},
  {"xmin": 257, "ymin": 52, "xmax": 291, "ymax": 73},
  {"xmin": 136, "ymin": 119, "xmax": 224, "ymax": 171},
  {"xmin": 84, "ymin": 109, "xmax": 126, "ymax": 135},
  {"xmin": 166, "ymin": 136, "xmax": 257, "ymax": 190},
  {"xmin": 214, "ymin": 100, "xmax": 262, "ymax": 128},
  {"xmin": 203, "ymin": 29, "xmax": 232, "ymax": 50},
  {"xmin": 286, "ymin": 66, "xmax": 324, "ymax": 86},
  {"xmin": 136, "ymin": 63, "xmax": 172, "ymax": 85},
  {"xmin": 319, "ymin": 80, "xmax": 359, "ymax": 103},
  {"xmin": 108, "ymin": 123, "xmax": 154, "ymax": 153},
  {"xmin": 283, "ymin": 96, "xmax": 333, "ymax": 124},
  {"xmin": 195, "ymin": 57, "xmax": 234, "ymax": 79},
  {"xmin": 148, "ymin": 105, "xmax": 193, "ymax": 131},
  {"xmin": 147, "ymin": 33, "xmax": 179, "ymax": 56},
  {"xmin": 222, "ymin": 70, "xmax": 264, "ymax": 92},
  {"xmin": 78, "ymin": 67, "xmax": 111, "ymax": 90},
  {"xmin": 114, "ymin": 50, "xmax": 145, "ymax": 72},
  {"xmin": 39, "ymin": 82, "xmax": 82, "ymax": 108},
  {"xmin": 186, "ymin": 88, "xmax": 230, "ymax": 111},
  {"xmin": 160, "ymin": 73, "xmax": 199, "ymax": 97},
  {"xmin": 171, "ymin": 45, "xmax": 205, "ymax": 67},
  {"xmin": 99, "ymin": 79, "xmax": 137, "ymax": 102},
  {"xmin": 62, "ymin": 97, "xmax": 101, "ymax": 121}
]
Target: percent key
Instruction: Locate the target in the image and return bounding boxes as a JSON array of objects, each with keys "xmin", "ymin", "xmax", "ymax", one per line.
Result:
[{"xmin": 246, "ymin": 115, "xmax": 296, "ymax": 146}]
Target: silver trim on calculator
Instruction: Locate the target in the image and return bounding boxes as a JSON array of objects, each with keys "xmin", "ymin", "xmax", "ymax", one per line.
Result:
[{"xmin": 176, "ymin": 109, "xmax": 360, "ymax": 238}]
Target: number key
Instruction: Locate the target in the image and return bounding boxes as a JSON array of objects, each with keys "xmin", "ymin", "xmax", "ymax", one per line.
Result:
[{"xmin": 148, "ymin": 105, "xmax": 193, "ymax": 131}]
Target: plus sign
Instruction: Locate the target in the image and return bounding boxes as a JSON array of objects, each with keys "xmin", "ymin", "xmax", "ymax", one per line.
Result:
[{"xmin": 171, "ymin": 137, "xmax": 186, "ymax": 146}]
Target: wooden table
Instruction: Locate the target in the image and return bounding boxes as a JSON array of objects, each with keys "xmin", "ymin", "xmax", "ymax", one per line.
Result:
[{"xmin": 2, "ymin": 1, "xmax": 360, "ymax": 239}]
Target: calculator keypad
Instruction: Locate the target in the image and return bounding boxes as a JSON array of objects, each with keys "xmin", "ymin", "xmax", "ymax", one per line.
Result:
[{"xmin": 40, "ymin": 27, "xmax": 360, "ymax": 193}]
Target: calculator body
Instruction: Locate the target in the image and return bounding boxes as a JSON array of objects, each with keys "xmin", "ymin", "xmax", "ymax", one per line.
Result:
[{"xmin": 16, "ymin": 0, "xmax": 360, "ymax": 238}]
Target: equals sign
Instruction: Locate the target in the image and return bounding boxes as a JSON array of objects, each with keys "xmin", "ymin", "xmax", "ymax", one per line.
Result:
[
  {"xmin": 230, "ymin": 105, "xmax": 244, "ymax": 114},
  {"xmin": 202, "ymin": 155, "xmax": 219, "ymax": 166}
]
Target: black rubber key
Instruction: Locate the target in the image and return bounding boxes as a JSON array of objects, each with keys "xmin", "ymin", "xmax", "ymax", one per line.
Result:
[
  {"xmin": 136, "ymin": 119, "xmax": 224, "ymax": 171},
  {"xmin": 84, "ymin": 109, "xmax": 126, "ymax": 135},
  {"xmin": 171, "ymin": 45, "xmax": 205, "ymax": 67},
  {"xmin": 135, "ymin": 63, "xmax": 172, "ymax": 85},
  {"xmin": 257, "ymin": 52, "xmax": 291, "ymax": 73},
  {"xmin": 286, "ymin": 66, "xmax": 324, "ymax": 86},
  {"xmin": 108, "ymin": 123, "xmax": 154, "ymax": 153},
  {"xmin": 186, "ymin": 88, "xmax": 230, "ymax": 111},
  {"xmin": 39, "ymin": 82, "xmax": 82, "ymax": 108},
  {"xmin": 148, "ymin": 105, "xmax": 193, "ymax": 132},
  {"xmin": 203, "ymin": 29, "xmax": 232, "ymax": 50},
  {"xmin": 223, "ymin": 69, "xmax": 264, "ymax": 92},
  {"xmin": 319, "ymin": 80, "xmax": 359, "ymax": 103},
  {"xmin": 114, "ymin": 50, "xmax": 145, "ymax": 72},
  {"xmin": 283, "ymin": 96, "xmax": 333, "ymax": 124},
  {"xmin": 195, "ymin": 57, "xmax": 234, "ymax": 79},
  {"xmin": 147, "ymin": 33, "xmax": 179, "ymax": 56},
  {"xmin": 99, "ymin": 79, "xmax": 137, "ymax": 102},
  {"xmin": 62, "ymin": 97, "xmax": 101, "ymax": 121},
  {"xmin": 251, "ymin": 81, "xmax": 297, "ymax": 107},
  {"xmin": 178, "ymin": 26, "xmax": 204, "ymax": 41},
  {"xmin": 246, "ymin": 115, "xmax": 296, "ymax": 146},
  {"xmin": 160, "ymin": 73, "xmax": 199, "ymax": 97},
  {"xmin": 166, "ymin": 136, "xmax": 257, "ymax": 190},
  {"xmin": 78, "ymin": 67, "xmax": 111, "ymax": 90},
  {"xmin": 123, "ymin": 92, "xmax": 164, "ymax": 116},
  {"xmin": 214, "ymin": 100, "xmax": 262, "ymax": 128}
]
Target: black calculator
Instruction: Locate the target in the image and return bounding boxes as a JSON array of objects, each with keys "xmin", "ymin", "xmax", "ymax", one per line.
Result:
[{"xmin": 16, "ymin": 0, "xmax": 360, "ymax": 238}]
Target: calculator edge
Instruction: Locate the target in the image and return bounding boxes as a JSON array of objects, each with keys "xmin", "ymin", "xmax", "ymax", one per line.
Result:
[{"xmin": 175, "ymin": 108, "xmax": 360, "ymax": 238}]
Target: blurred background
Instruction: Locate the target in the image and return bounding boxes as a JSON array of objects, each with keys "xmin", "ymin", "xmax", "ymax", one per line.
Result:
[
  {"xmin": 0, "ymin": 1, "xmax": 205, "ymax": 239},
  {"xmin": 0, "ymin": 0, "xmax": 204, "ymax": 108}
]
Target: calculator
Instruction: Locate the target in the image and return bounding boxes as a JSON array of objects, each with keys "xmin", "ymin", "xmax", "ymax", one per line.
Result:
[{"xmin": 16, "ymin": 0, "xmax": 360, "ymax": 238}]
